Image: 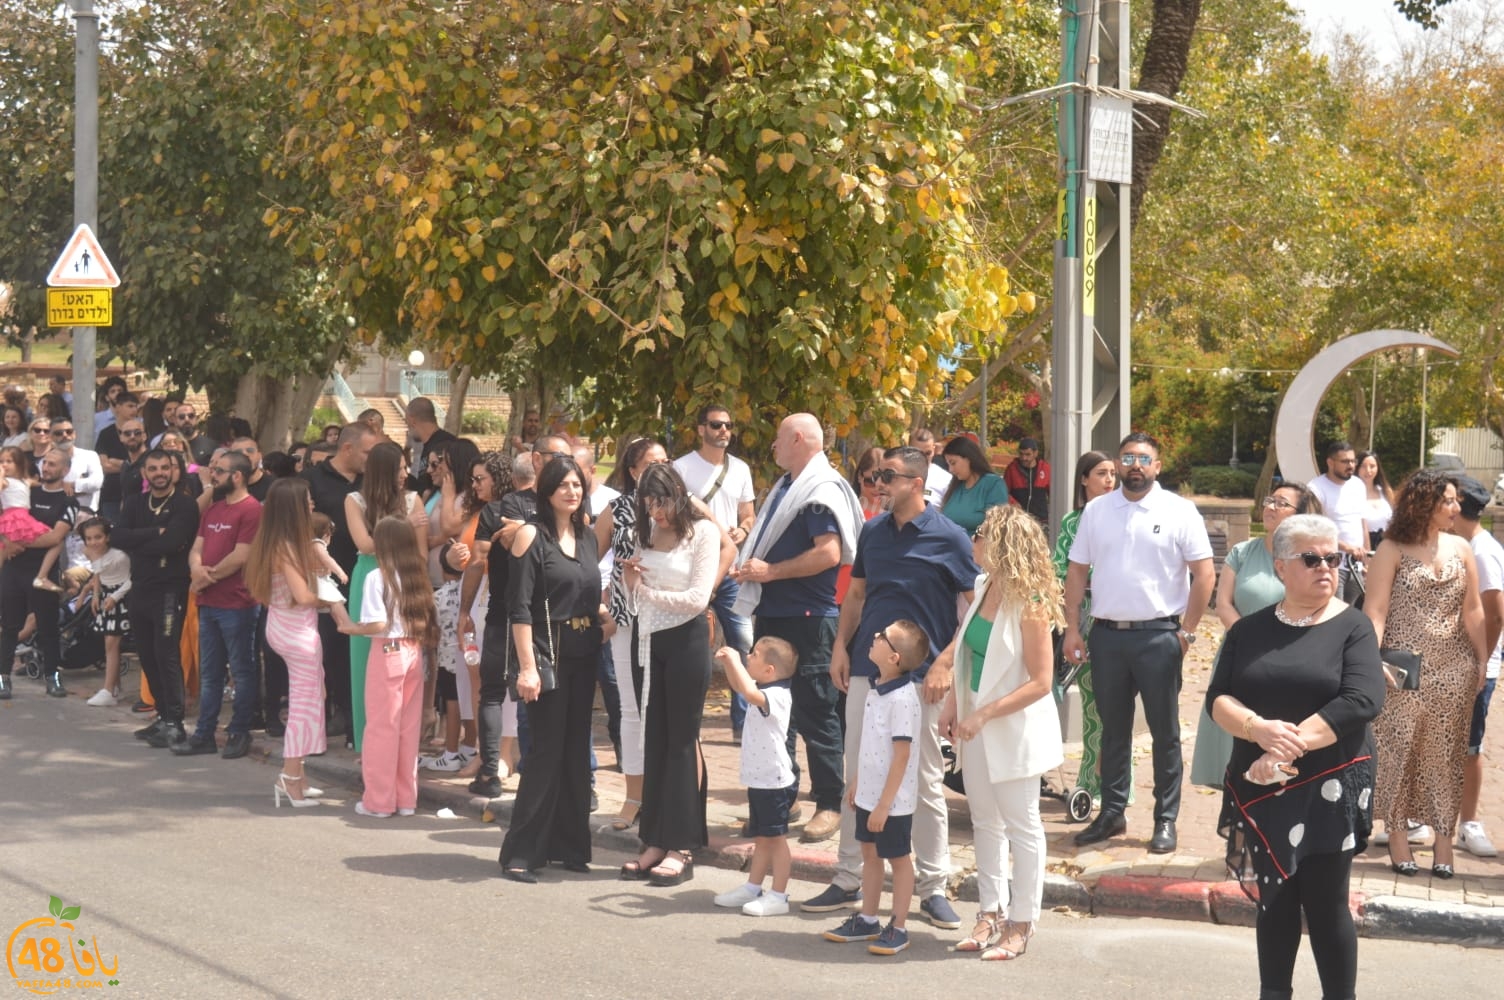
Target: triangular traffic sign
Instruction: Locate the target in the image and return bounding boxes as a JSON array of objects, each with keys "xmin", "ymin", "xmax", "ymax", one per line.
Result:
[{"xmin": 46, "ymin": 224, "xmax": 120, "ymax": 288}]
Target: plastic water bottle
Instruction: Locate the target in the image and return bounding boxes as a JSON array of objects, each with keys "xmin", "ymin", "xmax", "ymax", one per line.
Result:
[{"xmin": 462, "ymin": 631, "xmax": 481, "ymax": 667}]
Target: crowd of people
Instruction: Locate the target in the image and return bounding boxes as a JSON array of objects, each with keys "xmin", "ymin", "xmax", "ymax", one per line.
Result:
[{"xmin": 2, "ymin": 374, "xmax": 1499, "ymax": 980}]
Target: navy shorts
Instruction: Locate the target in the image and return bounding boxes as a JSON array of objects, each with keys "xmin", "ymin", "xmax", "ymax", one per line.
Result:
[
  {"xmin": 1468, "ymin": 678, "xmax": 1496, "ymax": 754},
  {"xmin": 854, "ymin": 807, "xmax": 913, "ymax": 859},
  {"xmin": 747, "ymin": 783, "xmax": 798, "ymax": 838}
]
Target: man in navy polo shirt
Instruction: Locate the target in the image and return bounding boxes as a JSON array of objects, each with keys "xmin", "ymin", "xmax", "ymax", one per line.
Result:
[{"xmin": 800, "ymin": 445, "xmax": 979, "ymax": 922}]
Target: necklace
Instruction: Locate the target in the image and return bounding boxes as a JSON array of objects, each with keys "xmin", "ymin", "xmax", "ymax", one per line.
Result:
[
  {"xmin": 147, "ymin": 491, "xmax": 171, "ymax": 516},
  {"xmin": 1275, "ymin": 601, "xmax": 1323, "ymax": 627}
]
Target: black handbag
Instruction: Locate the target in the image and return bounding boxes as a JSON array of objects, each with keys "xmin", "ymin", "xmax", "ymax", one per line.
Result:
[
  {"xmin": 507, "ymin": 547, "xmax": 559, "ymax": 700},
  {"xmin": 1379, "ymin": 647, "xmax": 1421, "ymax": 691}
]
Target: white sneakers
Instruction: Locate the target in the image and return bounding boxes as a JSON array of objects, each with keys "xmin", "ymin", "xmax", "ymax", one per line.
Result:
[
  {"xmin": 714, "ymin": 883, "xmax": 763, "ymax": 909},
  {"xmin": 421, "ymin": 751, "xmax": 466, "ymax": 772},
  {"xmin": 1459, "ymin": 821, "xmax": 1499, "ymax": 858},
  {"xmin": 713, "ymin": 883, "xmax": 789, "ymax": 916},
  {"xmin": 85, "ymin": 688, "xmax": 118, "ymax": 707}
]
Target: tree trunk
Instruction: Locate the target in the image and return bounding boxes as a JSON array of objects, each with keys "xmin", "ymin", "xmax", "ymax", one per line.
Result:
[
  {"xmin": 1131, "ymin": 0, "xmax": 1204, "ymax": 224},
  {"xmin": 19, "ymin": 326, "xmax": 34, "ymax": 364},
  {"xmin": 445, "ymin": 364, "xmax": 471, "ymax": 435},
  {"xmin": 1253, "ymin": 439, "xmax": 1279, "ymax": 524}
]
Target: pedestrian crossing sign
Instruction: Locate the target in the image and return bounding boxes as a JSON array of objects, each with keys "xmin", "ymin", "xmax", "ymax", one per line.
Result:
[{"xmin": 45, "ymin": 224, "xmax": 120, "ymax": 288}]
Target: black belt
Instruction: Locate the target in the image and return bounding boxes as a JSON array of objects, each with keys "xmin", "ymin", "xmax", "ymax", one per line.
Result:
[{"xmin": 1095, "ymin": 616, "xmax": 1180, "ymax": 631}]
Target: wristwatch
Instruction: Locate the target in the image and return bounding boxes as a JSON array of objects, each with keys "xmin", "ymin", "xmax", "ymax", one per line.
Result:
[{"xmin": 1179, "ymin": 630, "xmax": 1196, "ymax": 645}]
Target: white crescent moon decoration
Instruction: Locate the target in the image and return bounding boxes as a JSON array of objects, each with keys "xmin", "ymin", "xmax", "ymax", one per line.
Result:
[{"xmin": 1273, "ymin": 330, "xmax": 1460, "ymax": 486}]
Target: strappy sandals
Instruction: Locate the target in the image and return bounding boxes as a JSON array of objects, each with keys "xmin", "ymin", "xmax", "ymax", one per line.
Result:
[
  {"xmin": 979, "ymin": 921, "xmax": 1034, "ymax": 962},
  {"xmin": 953, "ymin": 912, "xmax": 1003, "ymax": 952}
]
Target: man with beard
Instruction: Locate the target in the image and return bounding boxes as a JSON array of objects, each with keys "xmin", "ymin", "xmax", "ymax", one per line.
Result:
[
  {"xmin": 803, "ymin": 446, "xmax": 978, "ymax": 923},
  {"xmin": 48, "ymin": 418, "xmax": 104, "ymax": 513},
  {"xmin": 113, "ymin": 416, "xmax": 151, "ymax": 500},
  {"xmin": 1062, "ymin": 432, "xmax": 1214, "ymax": 854},
  {"xmin": 674, "ymin": 404, "xmax": 757, "ymax": 737},
  {"xmin": 112, "ymin": 450, "xmax": 200, "ymax": 746},
  {"xmin": 94, "ymin": 391, "xmax": 141, "ymax": 521},
  {"xmin": 228, "ymin": 436, "xmax": 273, "ymax": 503},
  {"xmin": 176, "ymin": 452, "xmax": 262, "ymax": 759},
  {"xmin": 0, "ymin": 448, "xmax": 80, "ymax": 699},
  {"xmin": 1307, "ymin": 441, "xmax": 1370, "ymax": 594}
]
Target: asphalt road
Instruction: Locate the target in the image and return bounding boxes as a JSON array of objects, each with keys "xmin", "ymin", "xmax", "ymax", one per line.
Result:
[{"xmin": 2, "ymin": 687, "xmax": 1500, "ymax": 999}]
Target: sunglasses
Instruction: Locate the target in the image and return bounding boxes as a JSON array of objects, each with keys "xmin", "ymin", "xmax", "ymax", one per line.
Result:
[
  {"xmin": 861, "ymin": 473, "xmax": 880, "ymax": 486},
  {"xmin": 538, "ymin": 450, "xmax": 571, "ymax": 460},
  {"xmin": 120, "ymin": 429, "xmax": 145, "ymax": 437},
  {"xmin": 872, "ymin": 468, "xmax": 921, "ymax": 484},
  {"xmin": 1119, "ymin": 453, "xmax": 1154, "ymax": 467},
  {"xmin": 704, "ymin": 420, "xmax": 734, "ymax": 431},
  {"xmin": 29, "ymin": 426, "xmax": 49, "ymax": 434},
  {"xmin": 1295, "ymin": 552, "xmax": 1342, "ymax": 569},
  {"xmin": 51, "ymin": 428, "xmax": 75, "ymax": 437}
]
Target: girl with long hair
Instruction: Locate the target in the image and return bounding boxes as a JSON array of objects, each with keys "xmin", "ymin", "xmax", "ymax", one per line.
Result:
[
  {"xmin": 940, "ymin": 436, "xmax": 1009, "ymax": 534},
  {"xmin": 940, "ymin": 504, "xmax": 1064, "ymax": 961},
  {"xmin": 339, "ymin": 515, "xmax": 439, "ymax": 817},
  {"xmin": 499, "ymin": 457, "xmax": 608, "ymax": 881},
  {"xmin": 245, "ymin": 477, "xmax": 327, "ymax": 808},
  {"xmin": 618, "ymin": 464, "xmax": 719, "ymax": 886},
  {"xmin": 1356, "ymin": 450, "xmax": 1394, "ymax": 551},
  {"xmin": 345, "ymin": 441, "xmax": 427, "ymax": 753}
]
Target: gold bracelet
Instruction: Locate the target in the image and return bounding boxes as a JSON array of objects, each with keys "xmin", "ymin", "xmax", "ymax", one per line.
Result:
[{"xmin": 1242, "ymin": 713, "xmax": 1258, "ymax": 740}]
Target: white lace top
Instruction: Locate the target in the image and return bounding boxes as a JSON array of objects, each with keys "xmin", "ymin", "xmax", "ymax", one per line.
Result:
[{"xmin": 626, "ymin": 519, "xmax": 719, "ymax": 634}]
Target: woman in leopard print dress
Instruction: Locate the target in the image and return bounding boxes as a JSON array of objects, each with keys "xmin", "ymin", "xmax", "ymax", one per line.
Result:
[{"xmin": 1363, "ymin": 470, "xmax": 1489, "ymax": 878}]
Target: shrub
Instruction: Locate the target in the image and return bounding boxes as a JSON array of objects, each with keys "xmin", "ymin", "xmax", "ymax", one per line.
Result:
[
  {"xmin": 1190, "ymin": 465, "xmax": 1258, "ymax": 498},
  {"xmin": 460, "ymin": 410, "xmax": 508, "ymax": 436}
]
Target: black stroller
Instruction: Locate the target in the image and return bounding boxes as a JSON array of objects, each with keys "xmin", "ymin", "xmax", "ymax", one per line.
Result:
[{"xmin": 18, "ymin": 598, "xmax": 119, "ymax": 679}]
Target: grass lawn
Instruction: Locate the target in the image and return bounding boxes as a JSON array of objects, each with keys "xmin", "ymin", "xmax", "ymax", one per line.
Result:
[{"xmin": 0, "ymin": 339, "xmax": 75, "ymax": 365}]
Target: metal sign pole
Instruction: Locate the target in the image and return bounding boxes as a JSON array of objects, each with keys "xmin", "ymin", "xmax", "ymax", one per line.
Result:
[{"xmin": 71, "ymin": 1, "xmax": 99, "ymax": 448}]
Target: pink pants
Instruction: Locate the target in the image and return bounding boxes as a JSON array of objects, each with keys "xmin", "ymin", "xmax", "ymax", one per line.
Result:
[{"xmin": 360, "ymin": 639, "xmax": 424, "ymax": 814}]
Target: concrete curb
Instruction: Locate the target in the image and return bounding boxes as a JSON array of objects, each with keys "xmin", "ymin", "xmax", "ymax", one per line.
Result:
[{"xmin": 289, "ymin": 746, "xmax": 1504, "ymax": 948}]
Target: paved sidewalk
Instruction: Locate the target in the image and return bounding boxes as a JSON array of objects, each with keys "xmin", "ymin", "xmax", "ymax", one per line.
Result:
[{"xmin": 45, "ymin": 612, "xmax": 1504, "ymax": 947}]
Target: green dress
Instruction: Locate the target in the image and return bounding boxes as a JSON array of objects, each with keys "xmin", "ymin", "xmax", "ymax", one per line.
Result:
[
  {"xmin": 1189, "ymin": 538, "xmax": 1284, "ymax": 787},
  {"xmin": 1053, "ymin": 508, "xmax": 1115, "ymax": 802}
]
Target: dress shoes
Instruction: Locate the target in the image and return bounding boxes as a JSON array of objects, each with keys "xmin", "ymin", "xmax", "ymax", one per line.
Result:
[
  {"xmin": 146, "ymin": 722, "xmax": 188, "ymax": 749},
  {"xmin": 1147, "ymin": 820, "xmax": 1178, "ymax": 854},
  {"xmin": 0, "ymin": 674, "xmax": 11, "ymax": 700},
  {"xmin": 221, "ymin": 732, "xmax": 252, "ymax": 760},
  {"xmin": 1073, "ymin": 811, "xmax": 1127, "ymax": 847},
  {"xmin": 171, "ymin": 736, "xmax": 218, "ymax": 756},
  {"xmin": 44, "ymin": 671, "xmax": 66, "ymax": 697},
  {"xmin": 134, "ymin": 718, "xmax": 166, "ymax": 741}
]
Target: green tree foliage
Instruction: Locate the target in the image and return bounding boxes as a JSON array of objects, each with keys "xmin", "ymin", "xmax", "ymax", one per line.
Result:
[{"xmin": 264, "ymin": 1, "xmax": 1041, "ymax": 453}]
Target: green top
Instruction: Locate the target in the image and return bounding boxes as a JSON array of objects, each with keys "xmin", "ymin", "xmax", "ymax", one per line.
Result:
[
  {"xmin": 942, "ymin": 472, "xmax": 1009, "ymax": 535},
  {"xmin": 963, "ymin": 612, "xmax": 994, "ymax": 693},
  {"xmin": 1053, "ymin": 508, "xmax": 1082, "ymax": 581}
]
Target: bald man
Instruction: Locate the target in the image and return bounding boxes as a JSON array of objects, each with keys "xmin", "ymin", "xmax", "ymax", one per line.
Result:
[{"xmin": 733, "ymin": 413, "xmax": 865, "ymax": 845}]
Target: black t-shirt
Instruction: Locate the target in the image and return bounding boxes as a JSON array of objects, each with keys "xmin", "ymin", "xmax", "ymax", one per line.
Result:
[
  {"xmin": 302, "ymin": 461, "xmax": 362, "ymax": 572},
  {"xmin": 95, "ymin": 425, "xmax": 129, "ymax": 504},
  {"xmin": 118, "ymin": 449, "xmax": 148, "ymax": 501},
  {"xmin": 247, "ymin": 473, "xmax": 273, "ymax": 504},
  {"xmin": 10, "ymin": 487, "xmax": 79, "ymax": 578},
  {"xmin": 485, "ymin": 489, "xmax": 537, "ymax": 627}
]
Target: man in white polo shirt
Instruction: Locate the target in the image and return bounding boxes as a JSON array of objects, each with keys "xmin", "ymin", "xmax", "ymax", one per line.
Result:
[
  {"xmin": 1306, "ymin": 441, "xmax": 1370, "ymax": 593},
  {"xmin": 909, "ymin": 428, "xmax": 952, "ymax": 507},
  {"xmin": 1062, "ymin": 432, "xmax": 1214, "ymax": 854}
]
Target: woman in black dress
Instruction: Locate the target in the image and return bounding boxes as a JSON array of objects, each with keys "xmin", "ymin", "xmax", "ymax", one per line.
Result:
[
  {"xmin": 1207, "ymin": 514, "xmax": 1385, "ymax": 1000},
  {"xmin": 499, "ymin": 457, "xmax": 608, "ymax": 883}
]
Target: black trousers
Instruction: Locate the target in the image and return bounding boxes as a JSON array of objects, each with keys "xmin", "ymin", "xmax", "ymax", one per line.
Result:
[
  {"xmin": 477, "ymin": 619, "xmax": 511, "ymax": 780},
  {"xmin": 0, "ymin": 564, "xmax": 59, "ymax": 678},
  {"xmin": 755, "ymin": 614, "xmax": 844, "ymax": 812},
  {"xmin": 258, "ymin": 607, "xmax": 288, "ymax": 724},
  {"xmin": 498, "ymin": 630, "xmax": 599, "ymax": 868},
  {"xmin": 635, "ymin": 615, "xmax": 711, "ymax": 852},
  {"xmin": 318, "ymin": 612, "xmax": 351, "ymax": 728},
  {"xmin": 1256, "ymin": 850, "xmax": 1358, "ymax": 999},
  {"xmin": 129, "ymin": 585, "xmax": 189, "ymax": 724},
  {"xmin": 1088, "ymin": 623, "xmax": 1184, "ymax": 822}
]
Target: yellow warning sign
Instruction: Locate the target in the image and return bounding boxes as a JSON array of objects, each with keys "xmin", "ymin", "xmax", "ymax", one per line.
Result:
[{"xmin": 46, "ymin": 288, "xmax": 113, "ymax": 327}]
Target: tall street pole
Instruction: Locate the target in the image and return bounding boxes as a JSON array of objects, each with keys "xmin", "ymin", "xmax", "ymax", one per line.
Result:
[{"xmin": 72, "ymin": 1, "xmax": 99, "ymax": 448}]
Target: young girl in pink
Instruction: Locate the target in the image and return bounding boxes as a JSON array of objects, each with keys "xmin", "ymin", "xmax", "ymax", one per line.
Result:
[
  {"xmin": 0, "ymin": 446, "xmax": 63, "ymax": 589},
  {"xmin": 337, "ymin": 515, "xmax": 437, "ymax": 818}
]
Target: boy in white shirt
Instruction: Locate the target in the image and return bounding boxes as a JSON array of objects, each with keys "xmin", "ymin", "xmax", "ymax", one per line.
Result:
[
  {"xmin": 823, "ymin": 619, "xmax": 925, "ymax": 955},
  {"xmin": 712, "ymin": 636, "xmax": 799, "ymax": 916}
]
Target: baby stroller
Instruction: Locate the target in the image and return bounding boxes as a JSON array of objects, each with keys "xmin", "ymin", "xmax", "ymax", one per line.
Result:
[
  {"xmin": 18, "ymin": 598, "xmax": 110, "ymax": 679},
  {"xmin": 1040, "ymin": 642, "xmax": 1095, "ymax": 823}
]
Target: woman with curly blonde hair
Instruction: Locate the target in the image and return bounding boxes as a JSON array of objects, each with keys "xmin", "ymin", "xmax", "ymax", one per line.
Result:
[{"xmin": 938, "ymin": 504, "xmax": 1064, "ymax": 961}]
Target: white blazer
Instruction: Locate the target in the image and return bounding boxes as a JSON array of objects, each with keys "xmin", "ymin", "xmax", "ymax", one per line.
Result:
[{"xmin": 953, "ymin": 573, "xmax": 1064, "ymax": 783}]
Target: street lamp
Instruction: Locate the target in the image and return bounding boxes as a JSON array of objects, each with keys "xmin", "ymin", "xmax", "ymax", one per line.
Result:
[{"xmin": 403, "ymin": 349, "xmax": 425, "ymax": 399}]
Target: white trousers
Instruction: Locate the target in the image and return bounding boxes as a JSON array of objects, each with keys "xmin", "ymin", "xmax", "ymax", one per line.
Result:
[
  {"xmin": 609, "ymin": 626, "xmax": 644, "ymax": 776},
  {"xmin": 966, "ymin": 760, "xmax": 1047, "ymax": 922},
  {"xmin": 832, "ymin": 675, "xmax": 951, "ymax": 896}
]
